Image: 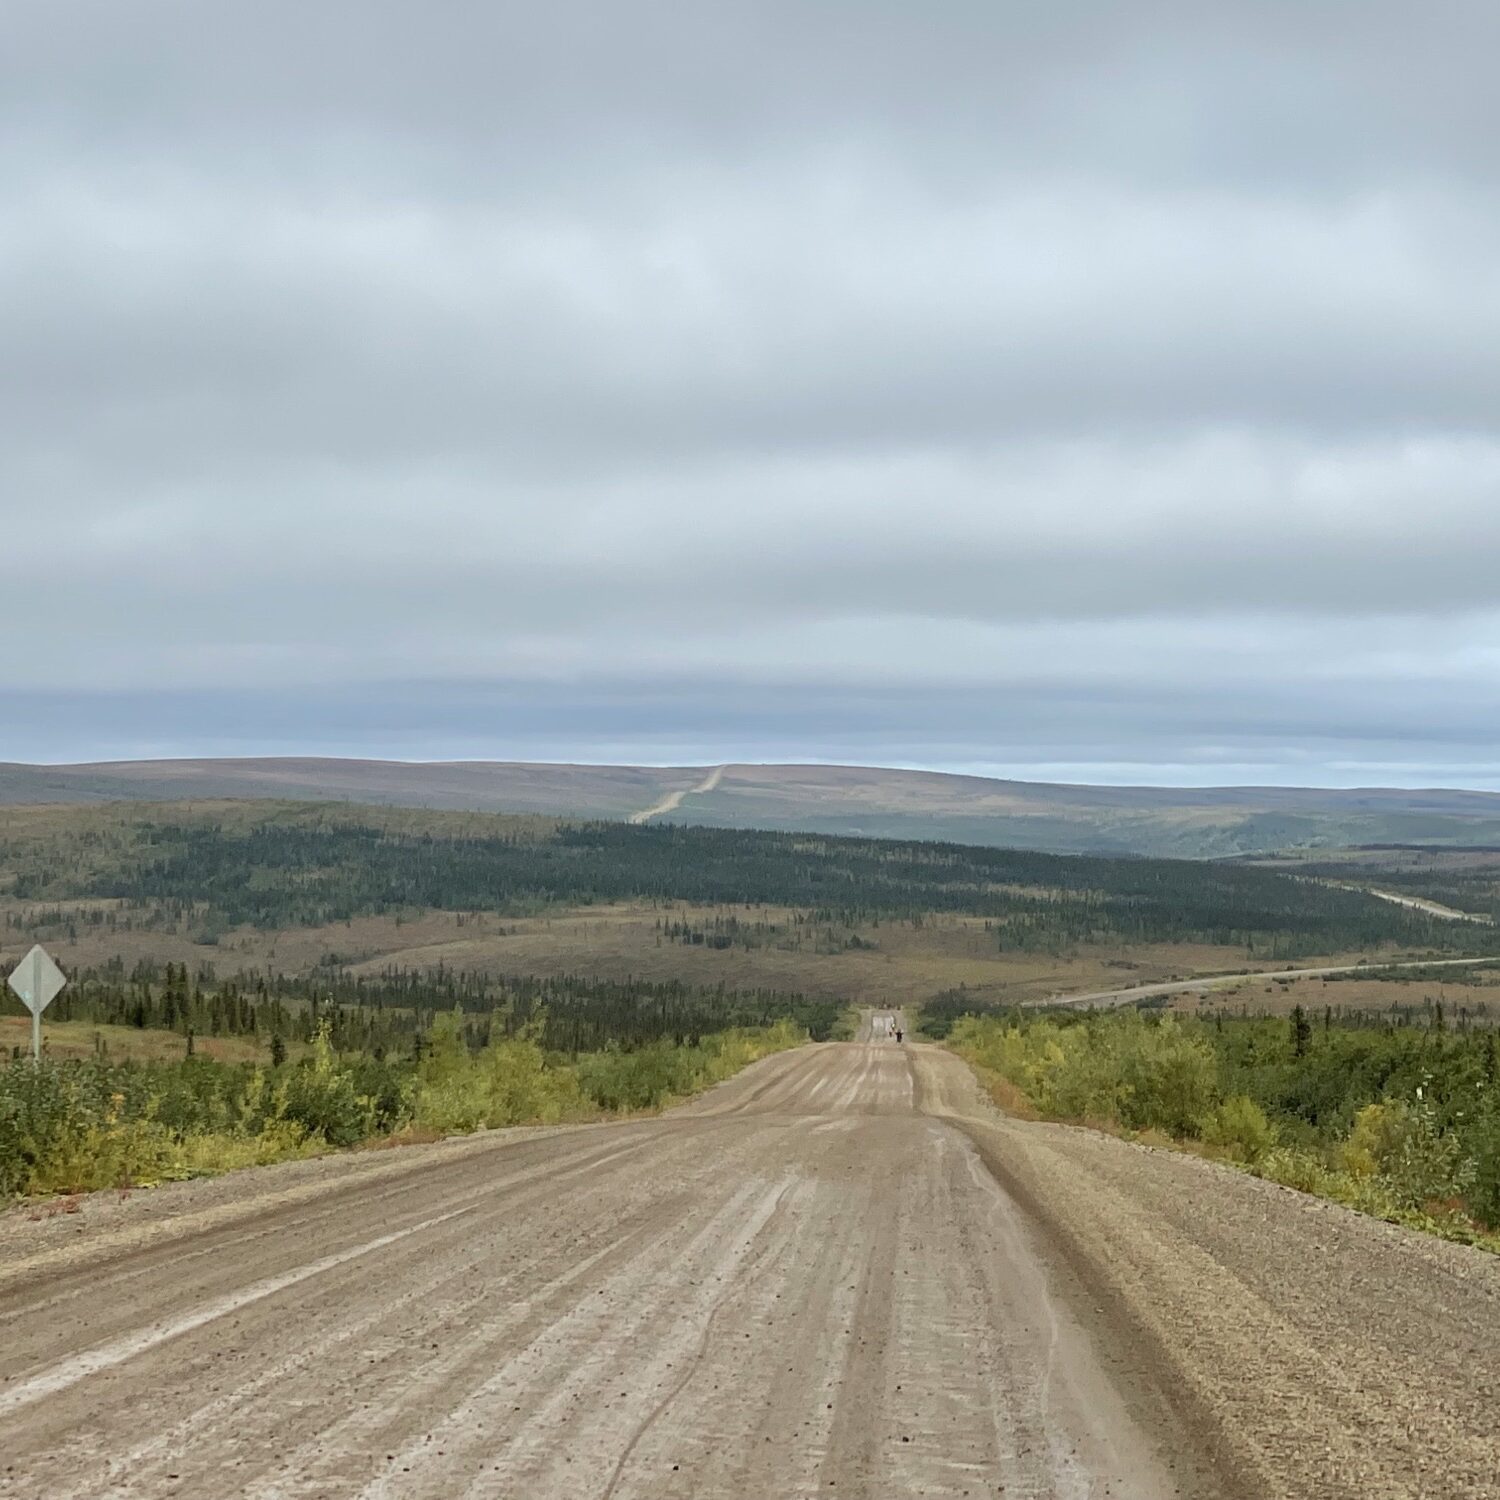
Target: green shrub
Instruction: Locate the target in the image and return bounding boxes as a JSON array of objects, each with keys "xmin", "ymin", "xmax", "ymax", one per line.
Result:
[
  {"xmin": 1339, "ymin": 1099, "xmax": 1475, "ymax": 1211},
  {"xmin": 0, "ymin": 1061, "xmax": 81, "ymax": 1195},
  {"xmin": 1466, "ymin": 1111, "xmax": 1500, "ymax": 1228},
  {"xmin": 2, "ymin": 1013, "xmax": 803, "ymax": 1200},
  {"xmin": 274, "ymin": 1028, "xmax": 377, "ymax": 1147},
  {"xmin": 944, "ymin": 1008, "xmax": 1498, "ymax": 1249},
  {"xmin": 576, "ymin": 1043, "xmax": 691, "ymax": 1112},
  {"xmin": 1113, "ymin": 1018, "xmax": 1219, "ymax": 1136},
  {"xmin": 1200, "ymin": 1095, "xmax": 1279, "ymax": 1163},
  {"xmin": 575, "ymin": 1022, "xmax": 804, "ymax": 1113},
  {"xmin": 948, "ymin": 1013, "xmax": 1217, "ymax": 1136},
  {"xmin": 1041, "ymin": 1027, "xmax": 1133, "ymax": 1122},
  {"xmin": 412, "ymin": 1012, "xmax": 586, "ymax": 1132}
]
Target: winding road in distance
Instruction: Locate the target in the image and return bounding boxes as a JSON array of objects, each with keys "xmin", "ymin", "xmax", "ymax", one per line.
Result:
[
  {"xmin": 627, "ymin": 765, "xmax": 727, "ymax": 824},
  {"xmin": 1, "ymin": 1026, "xmax": 1496, "ymax": 1499},
  {"xmin": 1043, "ymin": 953, "xmax": 1500, "ymax": 1010}
]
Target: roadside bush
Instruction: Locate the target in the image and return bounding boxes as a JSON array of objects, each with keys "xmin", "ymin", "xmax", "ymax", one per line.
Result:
[
  {"xmin": 476, "ymin": 1033, "xmax": 584, "ymax": 1125},
  {"xmin": 3, "ymin": 1014, "xmax": 804, "ymax": 1201},
  {"xmin": 945, "ymin": 1007, "xmax": 1500, "ymax": 1251},
  {"xmin": 148, "ymin": 1059, "xmax": 250, "ymax": 1137},
  {"xmin": 412, "ymin": 1012, "xmax": 585, "ymax": 1132},
  {"xmin": 1339, "ymin": 1099, "xmax": 1475, "ymax": 1211},
  {"xmin": 0, "ymin": 1061, "xmax": 81, "ymax": 1195},
  {"xmin": 342, "ymin": 1054, "xmax": 413, "ymax": 1135},
  {"xmin": 1113, "ymin": 1018, "xmax": 1219, "ymax": 1136},
  {"xmin": 575, "ymin": 1022, "xmax": 804, "ymax": 1113},
  {"xmin": 0, "ymin": 1056, "xmax": 327, "ymax": 1195},
  {"xmin": 274, "ymin": 1029, "xmax": 377, "ymax": 1147},
  {"xmin": 1040, "ymin": 1027, "xmax": 1132, "ymax": 1122},
  {"xmin": 1255, "ymin": 1145, "xmax": 1344, "ymax": 1198},
  {"xmin": 948, "ymin": 1013, "xmax": 1217, "ymax": 1136},
  {"xmin": 1464, "ymin": 1110, "xmax": 1500, "ymax": 1228},
  {"xmin": 1199, "ymin": 1094, "xmax": 1279, "ymax": 1163},
  {"xmin": 577, "ymin": 1042, "xmax": 692, "ymax": 1112}
]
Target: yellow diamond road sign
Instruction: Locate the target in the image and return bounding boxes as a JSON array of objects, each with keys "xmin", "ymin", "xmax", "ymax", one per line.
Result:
[{"xmin": 8, "ymin": 944, "xmax": 67, "ymax": 1015}]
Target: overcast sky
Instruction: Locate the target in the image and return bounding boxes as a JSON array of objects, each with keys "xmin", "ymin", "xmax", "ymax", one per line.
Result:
[{"xmin": 5, "ymin": 2, "xmax": 1500, "ymax": 784}]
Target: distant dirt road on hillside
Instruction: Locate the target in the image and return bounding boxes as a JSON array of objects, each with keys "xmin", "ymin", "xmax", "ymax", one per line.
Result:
[
  {"xmin": 1, "ymin": 1038, "xmax": 1495, "ymax": 1499},
  {"xmin": 628, "ymin": 763, "xmax": 727, "ymax": 824},
  {"xmin": 1043, "ymin": 952, "xmax": 1500, "ymax": 1009},
  {"xmin": 1363, "ymin": 887, "xmax": 1493, "ymax": 922}
]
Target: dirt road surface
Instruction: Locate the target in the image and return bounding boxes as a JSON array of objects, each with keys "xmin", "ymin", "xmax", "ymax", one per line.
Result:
[
  {"xmin": 1044, "ymin": 953, "xmax": 1500, "ymax": 1009},
  {"xmin": 2, "ymin": 1040, "xmax": 1497, "ymax": 1500},
  {"xmin": 627, "ymin": 764, "xmax": 727, "ymax": 824},
  {"xmin": 1363, "ymin": 888, "xmax": 1492, "ymax": 922}
]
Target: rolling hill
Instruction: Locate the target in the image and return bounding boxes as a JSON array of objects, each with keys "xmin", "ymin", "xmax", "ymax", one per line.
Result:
[{"xmin": 6, "ymin": 758, "xmax": 1500, "ymax": 857}]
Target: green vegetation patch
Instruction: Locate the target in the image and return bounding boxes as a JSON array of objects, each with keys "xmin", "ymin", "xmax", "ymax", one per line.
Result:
[
  {"xmin": 6, "ymin": 801, "xmax": 1494, "ymax": 959},
  {"xmin": 0, "ymin": 1017, "xmax": 806, "ymax": 1200},
  {"xmin": 35, "ymin": 958, "xmax": 846, "ymax": 1053},
  {"xmin": 939, "ymin": 1004, "xmax": 1500, "ymax": 1250}
]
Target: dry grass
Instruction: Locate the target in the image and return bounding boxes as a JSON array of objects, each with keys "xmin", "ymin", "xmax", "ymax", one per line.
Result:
[
  {"xmin": 975, "ymin": 1070, "xmax": 1041, "ymax": 1120},
  {"xmin": 6, "ymin": 890, "xmax": 1424, "ymax": 1011},
  {"xmin": 1165, "ymin": 969, "xmax": 1500, "ymax": 1021},
  {"xmin": 335, "ymin": 905, "xmax": 1272, "ymax": 1007},
  {"xmin": 0, "ymin": 1016, "xmax": 284, "ymax": 1065}
]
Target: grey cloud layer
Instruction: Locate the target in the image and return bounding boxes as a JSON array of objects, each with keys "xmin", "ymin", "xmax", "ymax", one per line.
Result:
[{"xmin": 4, "ymin": 2, "xmax": 1498, "ymax": 776}]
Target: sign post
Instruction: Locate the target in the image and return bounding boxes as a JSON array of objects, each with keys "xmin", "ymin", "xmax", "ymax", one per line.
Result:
[{"xmin": 8, "ymin": 945, "xmax": 67, "ymax": 1061}]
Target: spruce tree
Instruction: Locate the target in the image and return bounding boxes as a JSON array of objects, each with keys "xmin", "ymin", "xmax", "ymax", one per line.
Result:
[{"xmin": 1290, "ymin": 1004, "xmax": 1311, "ymax": 1059}]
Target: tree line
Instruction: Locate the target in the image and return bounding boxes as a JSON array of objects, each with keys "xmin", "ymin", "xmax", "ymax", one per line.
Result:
[
  {"xmin": 34, "ymin": 958, "xmax": 847, "ymax": 1056},
  {"xmin": 6, "ymin": 806, "xmax": 1495, "ymax": 957}
]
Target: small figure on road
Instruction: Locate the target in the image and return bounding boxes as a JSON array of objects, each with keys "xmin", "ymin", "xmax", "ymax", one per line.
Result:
[{"xmin": 895, "ymin": 1028, "xmax": 904, "ymax": 1043}]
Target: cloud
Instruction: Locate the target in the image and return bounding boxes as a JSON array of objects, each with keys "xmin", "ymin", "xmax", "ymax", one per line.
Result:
[{"xmin": 2, "ymin": 2, "xmax": 1498, "ymax": 779}]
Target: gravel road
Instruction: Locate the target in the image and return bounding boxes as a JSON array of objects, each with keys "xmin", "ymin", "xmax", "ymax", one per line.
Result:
[
  {"xmin": 1044, "ymin": 954, "xmax": 1500, "ymax": 1009},
  {"xmin": 0, "ymin": 1039, "xmax": 1496, "ymax": 1499},
  {"xmin": 626, "ymin": 764, "xmax": 726, "ymax": 823}
]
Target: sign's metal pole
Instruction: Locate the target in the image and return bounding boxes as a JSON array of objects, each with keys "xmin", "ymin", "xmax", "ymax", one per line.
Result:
[{"xmin": 31, "ymin": 1006, "xmax": 40, "ymax": 1062}]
